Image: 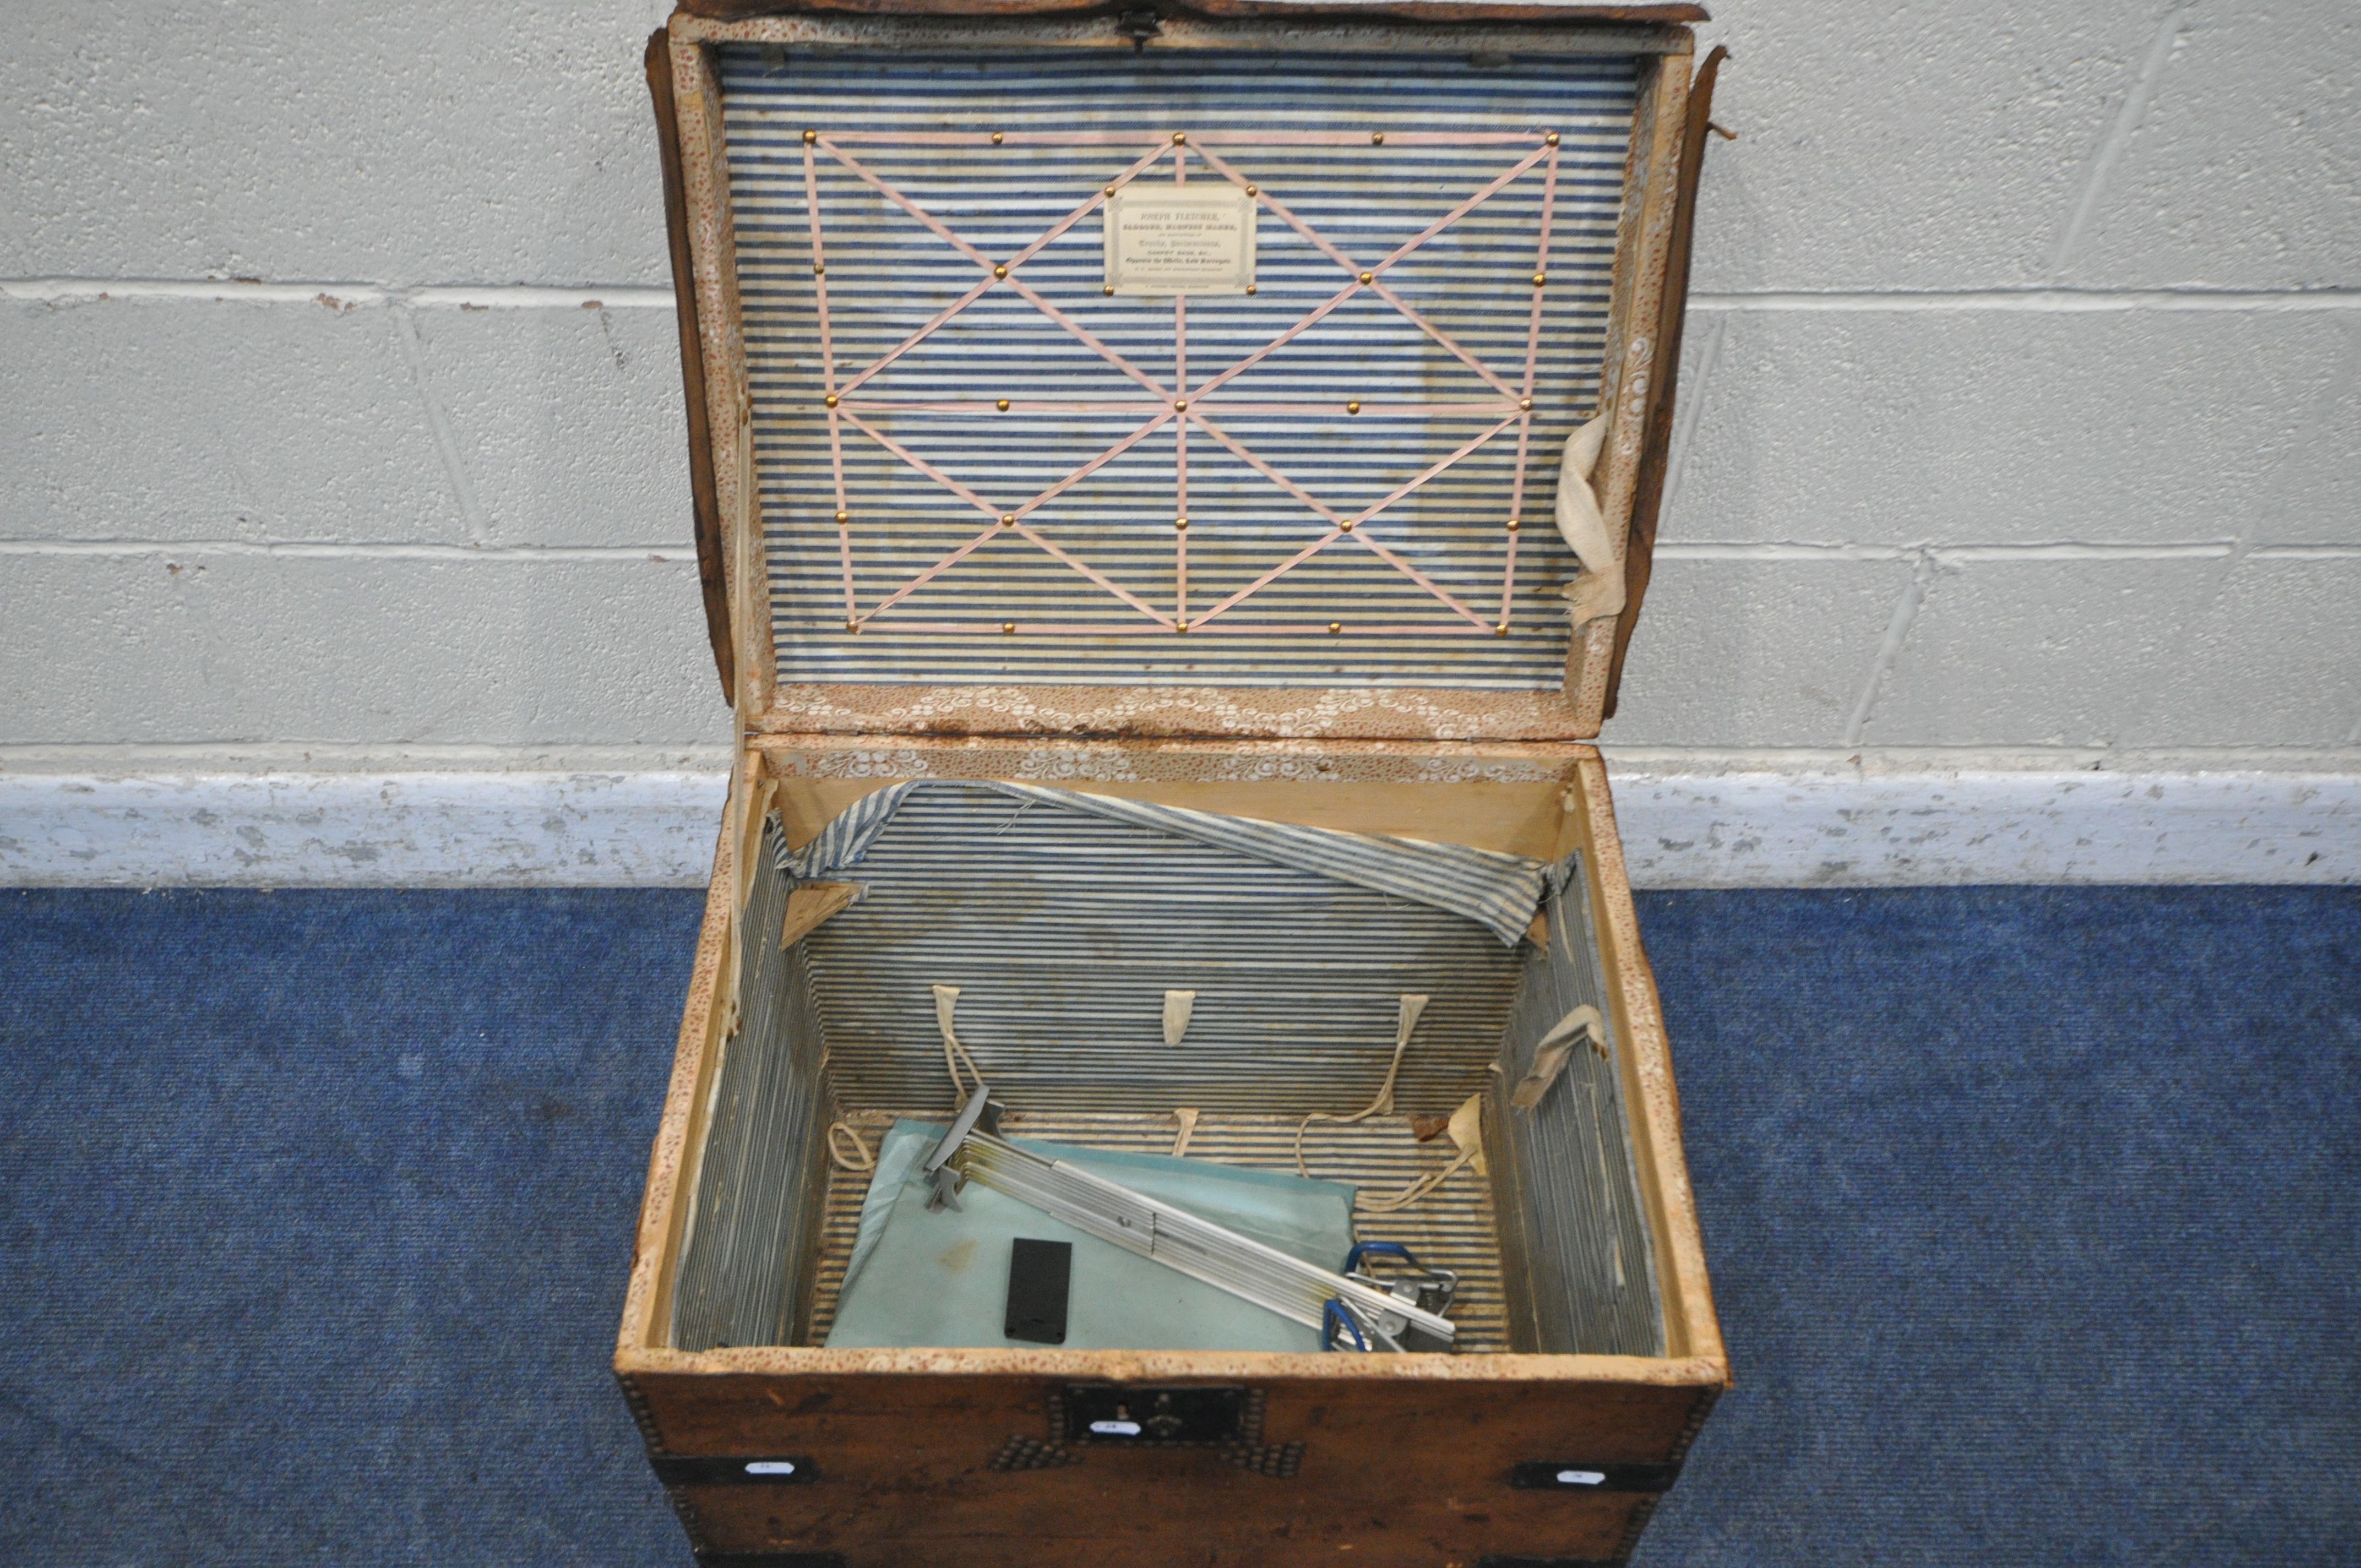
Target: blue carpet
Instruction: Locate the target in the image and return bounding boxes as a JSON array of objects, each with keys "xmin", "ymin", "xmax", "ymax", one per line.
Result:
[{"xmin": 1, "ymin": 884, "xmax": 2355, "ymax": 1567}]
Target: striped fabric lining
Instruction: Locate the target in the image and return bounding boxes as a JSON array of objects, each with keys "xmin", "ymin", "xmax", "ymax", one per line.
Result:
[
  {"xmin": 672, "ymin": 825, "xmax": 832, "ymax": 1352},
  {"xmin": 777, "ymin": 779, "xmax": 1547, "ymax": 946},
  {"xmin": 676, "ymin": 804, "xmax": 1663, "ymax": 1353},
  {"xmin": 1489, "ymin": 856, "xmax": 1662, "ymax": 1355},
  {"xmin": 793, "ymin": 787, "xmax": 1532, "ymax": 1115},
  {"xmin": 717, "ymin": 45, "xmax": 1638, "ymax": 688}
]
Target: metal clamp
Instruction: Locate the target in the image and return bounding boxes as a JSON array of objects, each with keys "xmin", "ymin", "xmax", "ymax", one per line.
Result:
[
  {"xmin": 922, "ymin": 1082, "xmax": 1000, "ymax": 1212},
  {"xmin": 1328, "ymin": 1242, "xmax": 1459, "ymax": 1353}
]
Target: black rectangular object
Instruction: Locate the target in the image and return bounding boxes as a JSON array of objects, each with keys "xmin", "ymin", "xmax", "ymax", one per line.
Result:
[
  {"xmin": 1004, "ymin": 1238, "xmax": 1071, "ymax": 1345},
  {"xmin": 1064, "ymin": 1385, "xmax": 1246, "ymax": 1445},
  {"xmin": 1507, "ymin": 1461, "xmax": 1681, "ymax": 1494},
  {"xmin": 652, "ymin": 1455, "xmax": 817, "ymax": 1487}
]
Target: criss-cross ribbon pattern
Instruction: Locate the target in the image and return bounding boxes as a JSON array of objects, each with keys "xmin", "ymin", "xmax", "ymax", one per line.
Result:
[{"xmin": 798, "ymin": 127, "xmax": 1566, "ymax": 640}]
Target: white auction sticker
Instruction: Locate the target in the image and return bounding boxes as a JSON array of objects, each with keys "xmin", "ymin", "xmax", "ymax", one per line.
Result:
[
  {"xmin": 1103, "ymin": 186, "xmax": 1256, "ymax": 296},
  {"xmin": 1555, "ymin": 1469, "xmax": 1607, "ymax": 1487}
]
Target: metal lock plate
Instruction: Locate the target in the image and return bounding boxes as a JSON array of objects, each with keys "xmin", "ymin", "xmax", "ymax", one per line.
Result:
[{"xmin": 1063, "ymin": 1385, "xmax": 1245, "ymax": 1446}]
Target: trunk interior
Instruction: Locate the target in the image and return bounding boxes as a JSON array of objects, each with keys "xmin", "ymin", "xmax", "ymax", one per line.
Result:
[{"xmin": 661, "ymin": 772, "xmax": 1674, "ymax": 1362}]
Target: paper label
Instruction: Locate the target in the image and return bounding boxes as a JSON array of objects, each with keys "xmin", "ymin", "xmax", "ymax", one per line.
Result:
[{"xmin": 1104, "ymin": 186, "xmax": 1256, "ymax": 296}]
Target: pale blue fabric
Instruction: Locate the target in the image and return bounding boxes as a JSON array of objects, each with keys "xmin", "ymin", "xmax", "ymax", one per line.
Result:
[{"xmin": 825, "ymin": 1119, "xmax": 1357, "ymax": 1352}]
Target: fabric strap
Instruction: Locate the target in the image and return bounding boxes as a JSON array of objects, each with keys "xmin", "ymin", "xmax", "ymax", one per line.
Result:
[
  {"xmin": 1511, "ymin": 1003, "xmax": 1607, "ymax": 1110},
  {"xmin": 1553, "ymin": 414, "xmax": 1622, "ymax": 627},
  {"xmin": 1163, "ymin": 989, "xmax": 1197, "ymax": 1047}
]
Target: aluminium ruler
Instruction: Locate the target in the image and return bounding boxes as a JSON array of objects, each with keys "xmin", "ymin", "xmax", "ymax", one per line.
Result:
[{"xmin": 923, "ymin": 1087, "xmax": 1455, "ymax": 1350}]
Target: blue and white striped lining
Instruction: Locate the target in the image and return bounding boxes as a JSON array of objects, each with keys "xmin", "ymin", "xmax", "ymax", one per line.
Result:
[
  {"xmin": 778, "ymin": 780, "xmax": 1546, "ymax": 946},
  {"xmin": 717, "ymin": 45, "xmax": 1638, "ymax": 689},
  {"xmin": 787, "ymin": 786, "xmax": 1534, "ymax": 1114}
]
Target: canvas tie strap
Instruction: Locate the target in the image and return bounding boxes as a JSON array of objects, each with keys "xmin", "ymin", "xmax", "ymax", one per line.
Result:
[
  {"xmin": 827, "ymin": 1120, "xmax": 877, "ymax": 1173},
  {"xmin": 932, "ymin": 984, "xmax": 987, "ymax": 1102},
  {"xmin": 1511, "ymin": 1003, "xmax": 1608, "ymax": 1110},
  {"xmin": 1553, "ymin": 416, "xmax": 1622, "ymax": 627},
  {"xmin": 1294, "ymin": 994, "xmax": 1431, "ymax": 1178},
  {"xmin": 1163, "ymin": 989, "xmax": 1196, "ymax": 1047},
  {"xmin": 1169, "ymin": 1107, "xmax": 1200, "ymax": 1158},
  {"xmin": 1363, "ymin": 1093, "xmax": 1487, "ymax": 1214}
]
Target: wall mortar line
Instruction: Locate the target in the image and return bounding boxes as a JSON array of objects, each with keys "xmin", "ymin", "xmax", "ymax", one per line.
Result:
[
  {"xmin": 0, "ymin": 540, "xmax": 693, "ymax": 561},
  {"xmin": 1691, "ymin": 288, "xmax": 2361, "ymax": 314},
  {"xmin": 9, "ymin": 276, "xmax": 2358, "ymax": 314},
  {"xmin": 0, "ymin": 277, "xmax": 676, "ymax": 309}
]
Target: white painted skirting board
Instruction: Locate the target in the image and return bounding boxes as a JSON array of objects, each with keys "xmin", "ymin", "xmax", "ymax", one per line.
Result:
[
  {"xmin": 0, "ymin": 772, "xmax": 730, "ymax": 889},
  {"xmin": 1606, "ymin": 770, "xmax": 2355, "ymax": 888},
  {"xmin": 0, "ymin": 769, "xmax": 2353, "ymax": 889}
]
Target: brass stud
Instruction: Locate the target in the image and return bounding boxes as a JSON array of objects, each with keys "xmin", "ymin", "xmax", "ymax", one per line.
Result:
[
  {"xmin": 993, "ymin": 264, "xmax": 1008, "ymax": 280},
  {"xmin": 1104, "ymin": 184, "xmax": 1117, "ymax": 197},
  {"xmin": 1245, "ymin": 284, "xmax": 1258, "ymax": 295},
  {"xmin": 999, "ymin": 513, "xmax": 1016, "ymax": 528},
  {"xmin": 991, "ymin": 130, "xmax": 1005, "ymax": 145},
  {"xmin": 1174, "ymin": 618, "xmax": 1189, "ymax": 633},
  {"xmin": 813, "ymin": 262, "xmax": 825, "ymax": 276},
  {"xmin": 1505, "ymin": 517, "xmax": 1520, "ymax": 533},
  {"xmin": 1339, "ymin": 519, "xmax": 1356, "ymax": 533},
  {"xmin": 802, "ymin": 129, "xmax": 818, "ymax": 145},
  {"xmin": 824, "ymin": 394, "xmax": 839, "ymax": 408},
  {"xmin": 1003, "ymin": 621, "xmax": 1016, "ymax": 634},
  {"xmin": 1174, "ymin": 516, "xmax": 1189, "ymax": 531},
  {"xmin": 1173, "ymin": 398, "xmax": 1188, "ymax": 411},
  {"xmin": 1328, "ymin": 621, "xmax": 1343, "ymax": 634},
  {"xmin": 1371, "ymin": 130, "xmax": 1386, "ymax": 145},
  {"xmin": 1245, "ymin": 184, "xmax": 1258, "ymax": 197},
  {"xmin": 995, "ymin": 398, "xmax": 1010, "ymax": 411},
  {"xmin": 1346, "ymin": 400, "xmax": 1362, "ymax": 415},
  {"xmin": 1519, "ymin": 397, "xmax": 1533, "ymax": 411},
  {"xmin": 834, "ymin": 509, "xmax": 850, "ymax": 526},
  {"xmin": 1532, "ymin": 273, "xmax": 1547, "ymax": 287},
  {"xmin": 1494, "ymin": 621, "xmax": 1510, "ymax": 636},
  {"xmin": 1102, "ymin": 284, "xmax": 1116, "ymax": 295},
  {"xmin": 1357, "ymin": 270, "xmax": 1373, "ymax": 285},
  {"xmin": 1172, "ymin": 131, "xmax": 1187, "ymax": 145},
  {"xmin": 1544, "ymin": 130, "xmax": 1560, "ymax": 147},
  {"xmin": 846, "ymin": 619, "xmax": 859, "ymax": 633}
]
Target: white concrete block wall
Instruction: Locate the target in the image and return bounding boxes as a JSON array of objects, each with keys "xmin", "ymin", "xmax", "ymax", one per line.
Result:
[{"xmin": 2, "ymin": 0, "xmax": 2355, "ymax": 886}]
